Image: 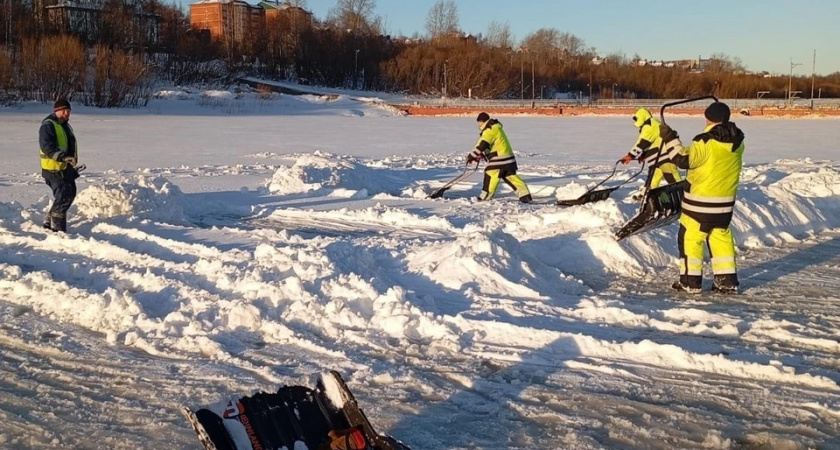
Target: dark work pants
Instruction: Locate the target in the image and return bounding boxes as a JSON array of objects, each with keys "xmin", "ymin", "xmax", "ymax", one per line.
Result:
[{"xmin": 43, "ymin": 170, "xmax": 77, "ymax": 232}]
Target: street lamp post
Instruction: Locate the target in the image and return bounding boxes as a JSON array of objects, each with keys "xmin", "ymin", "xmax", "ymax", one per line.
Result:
[
  {"xmin": 788, "ymin": 57, "xmax": 802, "ymax": 107},
  {"xmin": 531, "ymin": 59, "xmax": 535, "ymax": 100},
  {"xmin": 354, "ymin": 49, "xmax": 360, "ymax": 89},
  {"xmin": 443, "ymin": 60, "xmax": 447, "ymax": 98},
  {"xmin": 810, "ymin": 49, "xmax": 816, "ymax": 110}
]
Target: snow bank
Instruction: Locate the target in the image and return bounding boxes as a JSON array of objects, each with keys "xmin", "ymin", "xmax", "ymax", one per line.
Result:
[
  {"xmin": 735, "ymin": 160, "xmax": 840, "ymax": 246},
  {"xmin": 407, "ymin": 228, "xmax": 590, "ymax": 298},
  {"xmin": 266, "ymin": 152, "xmax": 401, "ymax": 197},
  {"xmin": 74, "ymin": 175, "xmax": 191, "ymax": 225}
]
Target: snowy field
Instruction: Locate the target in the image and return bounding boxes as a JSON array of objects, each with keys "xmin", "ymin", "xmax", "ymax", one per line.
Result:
[{"xmin": 1, "ymin": 89, "xmax": 840, "ymax": 450}]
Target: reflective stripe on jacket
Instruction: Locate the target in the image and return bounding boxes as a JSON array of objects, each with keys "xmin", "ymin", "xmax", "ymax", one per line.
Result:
[
  {"xmin": 40, "ymin": 118, "xmax": 78, "ymax": 172},
  {"xmin": 628, "ymin": 117, "xmax": 662, "ymax": 159},
  {"xmin": 471, "ymin": 119, "xmax": 517, "ymax": 172},
  {"xmin": 670, "ymin": 122, "xmax": 745, "ymax": 227}
]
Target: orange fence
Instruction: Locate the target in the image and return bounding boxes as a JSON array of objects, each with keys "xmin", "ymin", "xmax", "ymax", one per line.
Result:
[{"xmin": 398, "ymin": 105, "xmax": 840, "ymax": 118}]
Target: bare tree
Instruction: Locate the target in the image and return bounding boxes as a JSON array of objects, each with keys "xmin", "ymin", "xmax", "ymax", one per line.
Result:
[
  {"xmin": 707, "ymin": 52, "xmax": 745, "ymax": 74},
  {"xmin": 484, "ymin": 20, "xmax": 512, "ymax": 49},
  {"xmin": 327, "ymin": 0, "xmax": 379, "ymax": 34},
  {"xmin": 425, "ymin": 0, "xmax": 458, "ymax": 39},
  {"xmin": 520, "ymin": 28, "xmax": 584, "ymax": 56}
]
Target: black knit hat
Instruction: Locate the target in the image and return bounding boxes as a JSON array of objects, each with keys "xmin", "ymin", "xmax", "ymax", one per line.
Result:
[
  {"xmin": 704, "ymin": 101, "xmax": 730, "ymax": 123},
  {"xmin": 476, "ymin": 112, "xmax": 490, "ymax": 123},
  {"xmin": 53, "ymin": 98, "xmax": 71, "ymax": 112}
]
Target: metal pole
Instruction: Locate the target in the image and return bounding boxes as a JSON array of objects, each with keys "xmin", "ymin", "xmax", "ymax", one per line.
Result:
[
  {"xmin": 810, "ymin": 49, "xmax": 816, "ymax": 109},
  {"xmin": 531, "ymin": 59, "xmax": 535, "ymax": 100},
  {"xmin": 788, "ymin": 57, "xmax": 802, "ymax": 107},
  {"xmin": 354, "ymin": 49, "xmax": 359, "ymax": 89},
  {"xmin": 443, "ymin": 59, "xmax": 447, "ymax": 98}
]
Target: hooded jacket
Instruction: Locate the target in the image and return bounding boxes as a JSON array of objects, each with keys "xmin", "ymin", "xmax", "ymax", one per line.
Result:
[
  {"xmin": 470, "ymin": 119, "xmax": 518, "ymax": 172},
  {"xmin": 665, "ymin": 122, "xmax": 745, "ymax": 228}
]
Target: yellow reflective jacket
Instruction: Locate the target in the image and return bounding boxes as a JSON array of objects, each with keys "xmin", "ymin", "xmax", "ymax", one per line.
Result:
[
  {"xmin": 40, "ymin": 118, "xmax": 78, "ymax": 172},
  {"xmin": 629, "ymin": 114, "xmax": 662, "ymax": 159},
  {"xmin": 671, "ymin": 122, "xmax": 745, "ymax": 227},
  {"xmin": 470, "ymin": 119, "xmax": 518, "ymax": 172}
]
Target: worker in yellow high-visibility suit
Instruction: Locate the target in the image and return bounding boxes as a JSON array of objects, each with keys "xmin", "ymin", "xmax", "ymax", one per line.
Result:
[
  {"xmin": 620, "ymin": 108, "xmax": 683, "ymax": 192},
  {"xmin": 467, "ymin": 112, "xmax": 532, "ymax": 203},
  {"xmin": 657, "ymin": 102, "xmax": 745, "ymax": 294}
]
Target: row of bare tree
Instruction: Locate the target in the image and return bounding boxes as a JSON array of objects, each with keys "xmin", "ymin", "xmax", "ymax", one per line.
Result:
[
  {"xmin": 0, "ymin": 35, "xmax": 150, "ymax": 106},
  {"xmin": 0, "ymin": 0, "xmax": 837, "ymax": 105}
]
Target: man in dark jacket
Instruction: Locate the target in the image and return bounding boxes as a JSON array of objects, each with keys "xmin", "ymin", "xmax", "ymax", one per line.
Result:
[{"xmin": 39, "ymin": 98, "xmax": 82, "ymax": 232}]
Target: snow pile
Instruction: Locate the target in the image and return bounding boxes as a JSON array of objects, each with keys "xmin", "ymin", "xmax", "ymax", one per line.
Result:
[
  {"xmin": 73, "ymin": 175, "xmax": 191, "ymax": 225},
  {"xmin": 261, "ymin": 204, "xmax": 456, "ymax": 238},
  {"xmin": 408, "ymin": 228, "xmax": 590, "ymax": 298},
  {"xmin": 734, "ymin": 160, "xmax": 840, "ymax": 246},
  {"xmin": 152, "ymin": 90, "xmax": 191, "ymax": 101},
  {"xmin": 266, "ymin": 153, "xmax": 401, "ymax": 197}
]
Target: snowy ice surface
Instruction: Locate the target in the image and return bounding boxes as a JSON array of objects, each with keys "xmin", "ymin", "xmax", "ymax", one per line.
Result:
[{"xmin": 1, "ymin": 87, "xmax": 840, "ymax": 450}]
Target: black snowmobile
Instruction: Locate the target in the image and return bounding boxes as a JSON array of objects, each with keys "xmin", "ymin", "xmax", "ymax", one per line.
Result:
[{"xmin": 182, "ymin": 371, "xmax": 411, "ymax": 450}]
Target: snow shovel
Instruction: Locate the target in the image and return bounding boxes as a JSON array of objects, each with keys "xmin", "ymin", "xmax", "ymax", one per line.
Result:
[
  {"xmin": 556, "ymin": 160, "xmax": 645, "ymax": 206},
  {"xmin": 615, "ymin": 178, "xmax": 687, "ymax": 240},
  {"xmin": 427, "ymin": 160, "xmax": 480, "ymax": 199},
  {"xmin": 615, "ymin": 95, "xmax": 718, "ymax": 241}
]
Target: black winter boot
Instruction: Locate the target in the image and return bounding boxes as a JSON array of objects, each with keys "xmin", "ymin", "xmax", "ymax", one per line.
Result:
[
  {"xmin": 50, "ymin": 215, "xmax": 67, "ymax": 233},
  {"xmin": 712, "ymin": 274, "xmax": 739, "ymax": 295},
  {"xmin": 519, "ymin": 194, "xmax": 533, "ymax": 204},
  {"xmin": 672, "ymin": 274, "xmax": 702, "ymax": 294}
]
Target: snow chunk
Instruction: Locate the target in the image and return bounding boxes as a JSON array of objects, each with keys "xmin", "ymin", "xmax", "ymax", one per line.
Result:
[
  {"xmin": 266, "ymin": 152, "xmax": 403, "ymax": 197},
  {"xmin": 74, "ymin": 175, "xmax": 190, "ymax": 225}
]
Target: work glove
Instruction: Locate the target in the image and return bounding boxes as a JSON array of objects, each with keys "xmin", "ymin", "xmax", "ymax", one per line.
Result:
[
  {"xmin": 620, "ymin": 154, "xmax": 635, "ymax": 165},
  {"xmin": 64, "ymin": 156, "xmax": 77, "ymax": 167},
  {"xmin": 467, "ymin": 153, "xmax": 481, "ymax": 164}
]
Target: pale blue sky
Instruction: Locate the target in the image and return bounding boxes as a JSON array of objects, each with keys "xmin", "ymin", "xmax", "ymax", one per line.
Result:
[{"xmin": 176, "ymin": 0, "xmax": 839, "ymax": 75}]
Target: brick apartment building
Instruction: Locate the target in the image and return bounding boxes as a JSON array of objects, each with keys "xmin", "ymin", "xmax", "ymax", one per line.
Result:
[{"xmin": 189, "ymin": 0, "xmax": 312, "ymax": 45}]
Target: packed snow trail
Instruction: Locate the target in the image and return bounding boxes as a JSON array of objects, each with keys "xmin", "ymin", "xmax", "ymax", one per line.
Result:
[{"xmin": 2, "ymin": 223, "xmax": 839, "ymax": 449}]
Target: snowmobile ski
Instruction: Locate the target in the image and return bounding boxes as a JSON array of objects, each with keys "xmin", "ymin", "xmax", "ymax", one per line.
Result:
[
  {"xmin": 615, "ymin": 96, "xmax": 718, "ymax": 240},
  {"xmin": 181, "ymin": 371, "xmax": 411, "ymax": 450},
  {"xmin": 427, "ymin": 161, "xmax": 480, "ymax": 199},
  {"xmin": 556, "ymin": 161, "xmax": 645, "ymax": 207}
]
